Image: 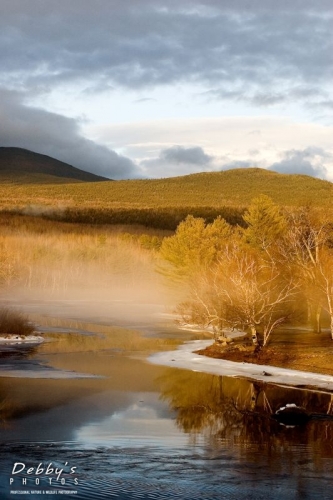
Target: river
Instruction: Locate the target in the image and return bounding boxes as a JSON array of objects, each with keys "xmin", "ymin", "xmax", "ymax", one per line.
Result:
[{"xmin": 0, "ymin": 297, "xmax": 333, "ymax": 499}]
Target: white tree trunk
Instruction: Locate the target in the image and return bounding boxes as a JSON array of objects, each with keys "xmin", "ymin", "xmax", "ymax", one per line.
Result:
[
  {"xmin": 315, "ymin": 305, "xmax": 322, "ymax": 333},
  {"xmin": 250, "ymin": 324, "xmax": 258, "ymax": 345}
]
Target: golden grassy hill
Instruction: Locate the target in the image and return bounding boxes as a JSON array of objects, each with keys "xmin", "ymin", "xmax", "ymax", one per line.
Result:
[
  {"xmin": 1, "ymin": 166, "xmax": 332, "ymax": 207},
  {"xmin": 1, "ymin": 155, "xmax": 332, "ymax": 228}
]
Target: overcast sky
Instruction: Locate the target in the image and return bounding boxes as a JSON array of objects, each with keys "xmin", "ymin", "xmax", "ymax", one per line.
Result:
[{"xmin": 1, "ymin": 0, "xmax": 332, "ymax": 179}]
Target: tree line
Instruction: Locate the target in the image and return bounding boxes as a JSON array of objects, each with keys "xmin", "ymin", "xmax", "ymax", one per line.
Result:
[
  {"xmin": 33, "ymin": 205, "xmax": 244, "ymax": 231},
  {"xmin": 159, "ymin": 195, "xmax": 333, "ymax": 347}
]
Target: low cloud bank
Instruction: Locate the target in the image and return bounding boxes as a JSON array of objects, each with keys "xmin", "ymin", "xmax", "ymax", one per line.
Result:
[{"xmin": 0, "ymin": 89, "xmax": 139, "ymax": 179}]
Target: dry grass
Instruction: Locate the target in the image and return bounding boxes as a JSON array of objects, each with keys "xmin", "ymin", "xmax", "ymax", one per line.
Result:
[
  {"xmin": 0, "ymin": 307, "xmax": 34, "ymax": 336},
  {"xmin": 0, "ymin": 214, "xmax": 165, "ymax": 292}
]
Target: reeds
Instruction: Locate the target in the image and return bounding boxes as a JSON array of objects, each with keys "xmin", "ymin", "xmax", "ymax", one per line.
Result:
[
  {"xmin": 0, "ymin": 307, "xmax": 34, "ymax": 336},
  {"xmin": 0, "ymin": 213, "xmax": 165, "ymax": 292}
]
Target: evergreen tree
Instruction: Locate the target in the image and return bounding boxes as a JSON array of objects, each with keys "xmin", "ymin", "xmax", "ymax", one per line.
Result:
[
  {"xmin": 159, "ymin": 215, "xmax": 233, "ymax": 280},
  {"xmin": 243, "ymin": 195, "xmax": 287, "ymax": 257}
]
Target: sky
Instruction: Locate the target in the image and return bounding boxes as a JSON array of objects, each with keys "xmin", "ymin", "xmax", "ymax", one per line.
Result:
[{"xmin": 0, "ymin": 0, "xmax": 332, "ymax": 180}]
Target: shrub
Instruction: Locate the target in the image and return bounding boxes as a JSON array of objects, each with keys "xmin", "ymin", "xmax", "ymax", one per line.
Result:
[
  {"xmin": 138, "ymin": 234, "xmax": 162, "ymax": 250},
  {"xmin": 0, "ymin": 307, "xmax": 35, "ymax": 336}
]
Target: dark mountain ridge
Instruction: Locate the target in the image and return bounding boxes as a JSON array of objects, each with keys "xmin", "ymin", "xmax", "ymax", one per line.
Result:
[{"xmin": 0, "ymin": 147, "xmax": 108, "ymax": 183}]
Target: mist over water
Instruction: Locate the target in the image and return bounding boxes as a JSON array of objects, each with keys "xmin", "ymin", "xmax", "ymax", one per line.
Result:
[{"xmin": 0, "ymin": 219, "xmax": 180, "ymax": 333}]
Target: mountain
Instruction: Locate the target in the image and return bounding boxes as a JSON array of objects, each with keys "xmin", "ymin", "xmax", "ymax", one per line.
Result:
[{"xmin": 0, "ymin": 147, "xmax": 108, "ymax": 183}]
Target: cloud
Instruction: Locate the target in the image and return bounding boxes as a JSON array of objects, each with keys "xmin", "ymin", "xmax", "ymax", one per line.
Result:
[
  {"xmin": 0, "ymin": 89, "xmax": 139, "ymax": 179},
  {"xmin": 220, "ymin": 160, "xmax": 254, "ymax": 170},
  {"xmin": 92, "ymin": 116, "xmax": 333, "ymax": 155},
  {"xmin": 141, "ymin": 144, "xmax": 213, "ymax": 177},
  {"xmin": 0, "ymin": 1, "xmax": 332, "ymax": 114},
  {"xmin": 0, "ymin": 0, "xmax": 333, "ymax": 181},
  {"xmin": 269, "ymin": 147, "xmax": 330, "ymax": 178},
  {"xmin": 81, "ymin": 83, "xmax": 115, "ymax": 96},
  {"xmin": 202, "ymin": 85, "xmax": 329, "ymax": 109},
  {"xmin": 161, "ymin": 145, "xmax": 213, "ymax": 165},
  {"xmin": 139, "ymin": 143, "xmax": 333, "ymax": 179},
  {"xmin": 91, "ymin": 116, "xmax": 333, "ymax": 178},
  {"xmin": 133, "ymin": 98, "xmax": 157, "ymax": 103}
]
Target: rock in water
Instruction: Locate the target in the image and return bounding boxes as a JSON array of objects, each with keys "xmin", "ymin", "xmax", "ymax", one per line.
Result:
[{"xmin": 272, "ymin": 404, "xmax": 310, "ymax": 426}]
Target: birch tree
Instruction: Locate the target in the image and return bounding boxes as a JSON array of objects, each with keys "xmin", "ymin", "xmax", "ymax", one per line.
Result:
[
  {"xmin": 316, "ymin": 248, "xmax": 333, "ymax": 339},
  {"xmin": 283, "ymin": 208, "xmax": 333, "ymax": 333},
  {"xmin": 178, "ymin": 242, "xmax": 297, "ymax": 347}
]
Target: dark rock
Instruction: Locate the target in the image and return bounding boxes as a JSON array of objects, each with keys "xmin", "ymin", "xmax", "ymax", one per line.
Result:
[{"xmin": 272, "ymin": 404, "xmax": 310, "ymax": 426}]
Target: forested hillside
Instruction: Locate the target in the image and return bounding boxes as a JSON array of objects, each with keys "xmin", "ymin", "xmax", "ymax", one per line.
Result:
[{"xmin": 1, "ymin": 165, "xmax": 332, "ymax": 229}]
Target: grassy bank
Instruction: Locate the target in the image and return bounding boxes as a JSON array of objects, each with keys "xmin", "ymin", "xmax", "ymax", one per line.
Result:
[{"xmin": 198, "ymin": 329, "xmax": 333, "ymax": 377}]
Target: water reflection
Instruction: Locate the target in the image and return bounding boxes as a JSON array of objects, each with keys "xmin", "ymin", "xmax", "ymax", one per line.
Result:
[
  {"xmin": 1, "ymin": 321, "xmax": 333, "ymax": 498},
  {"xmin": 158, "ymin": 368, "xmax": 333, "ymax": 456},
  {"xmin": 75, "ymin": 391, "xmax": 185, "ymax": 448}
]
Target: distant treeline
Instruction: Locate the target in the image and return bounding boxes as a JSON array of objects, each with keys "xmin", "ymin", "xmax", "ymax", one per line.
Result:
[{"xmin": 7, "ymin": 206, "xmax": 246, "ymax": 230}]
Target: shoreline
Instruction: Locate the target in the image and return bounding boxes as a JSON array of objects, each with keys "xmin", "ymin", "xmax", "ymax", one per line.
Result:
[
  {"xmin": 0, "ymin": 334, "xmax": 44, "ymax": 344},
  {"xmin": 149, "ymin": 340, "xmax": 333, "ymax": 393}
]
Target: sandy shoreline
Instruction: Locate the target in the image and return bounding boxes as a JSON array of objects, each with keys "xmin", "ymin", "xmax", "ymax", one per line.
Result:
[{"xmin": 149, "ymin": 340, "xmax": 333, "ymax": 392}]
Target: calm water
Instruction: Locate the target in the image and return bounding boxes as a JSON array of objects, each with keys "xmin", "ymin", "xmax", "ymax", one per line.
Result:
[{"xmin": 1, "ymin": 299, "xmax": 333, "ymax": 499}]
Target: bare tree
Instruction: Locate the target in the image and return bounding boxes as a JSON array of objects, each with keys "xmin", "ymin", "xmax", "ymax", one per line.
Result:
[
  {"xmin": 178, "ymin": 242, "xmax": 297, "ymax": 347},
  {"xmin": 316, "ymin": 248, "xmax": 333, "ymax": 339},
  {"xmin": 282, "ymin": 207, "xmax": 333, "ymax": 333}
]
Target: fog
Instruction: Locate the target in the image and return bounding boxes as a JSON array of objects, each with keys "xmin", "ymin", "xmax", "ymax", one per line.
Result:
[{"xmin": 0, "ymin": 221, "xmax": 181, "ymax": 336}]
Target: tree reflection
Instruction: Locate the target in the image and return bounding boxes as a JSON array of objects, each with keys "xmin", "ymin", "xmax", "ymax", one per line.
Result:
[
  {"xmin": 158, "ymin": 368, "xmax": 333, "ymax": 458},
  {"xmin": 0, "ymin": 381, "xmax": 14, "ymax": 427}
]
